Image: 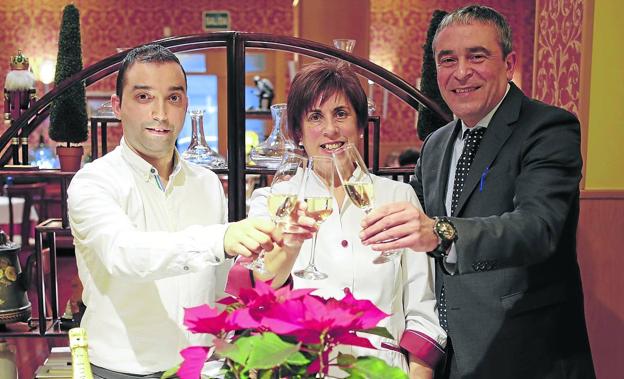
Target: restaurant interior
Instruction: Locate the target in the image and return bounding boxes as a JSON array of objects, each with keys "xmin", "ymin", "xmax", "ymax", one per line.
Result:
[{"xmin": 0, "ymin": 0, "xmax": 621, "ymax": 378}]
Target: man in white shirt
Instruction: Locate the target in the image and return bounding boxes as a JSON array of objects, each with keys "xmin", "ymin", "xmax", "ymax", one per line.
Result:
[{"xmin": 68, "ymin": 44, "xmax": 280, "ymax": 378}]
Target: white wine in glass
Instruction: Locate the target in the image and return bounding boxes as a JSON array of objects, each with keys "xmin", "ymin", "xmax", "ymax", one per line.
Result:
[
  {"xmin": 244, "ymin": 153, "xmax": 307, "ymax": 274},
  {"xmin": 294, "ymin": 155, "xmax": 334, "ymax": 280},
  {"xmin": 333, "ymin": 143, "xmax": 401, "ymax": 263},
  {"xmin": 268, "ymin": 193, "xmax": 298, "ymax": 222},
  {"xmin": 304, "ymin": 196, "xmax": 333, "ymax": 224},
  {"xmin": 343, "ymin": 181, "xmax": 374, "ymax": 212}
]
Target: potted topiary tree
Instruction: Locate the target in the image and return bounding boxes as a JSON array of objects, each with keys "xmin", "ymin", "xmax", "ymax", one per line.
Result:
[{"xmin": 49, "ymin": 4, "xmax": 88, "ymax": 172}]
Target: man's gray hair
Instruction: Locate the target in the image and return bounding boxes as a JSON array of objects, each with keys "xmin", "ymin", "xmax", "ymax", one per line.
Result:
[{"xmin": 433, "ymin": 4, "xmax": 513, "ymax": 57}]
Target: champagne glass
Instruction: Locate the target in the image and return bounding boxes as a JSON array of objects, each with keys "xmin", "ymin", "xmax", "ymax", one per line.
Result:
[
  {"xmin": 244, "ymin": 152, "xmax": 307, "ymax": 274},
  {"xmin": 332, "ymin": 143, "xmax": 401, "ymax": 263},
  {"xmin": 294, "ymin": 156, "xmax": 334, "ymax": 280}
]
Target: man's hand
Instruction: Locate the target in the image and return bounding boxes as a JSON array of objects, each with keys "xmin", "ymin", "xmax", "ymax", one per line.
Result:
[
  {"xmin": 359, "ymin": 201, "xmax": 438, "ymax": 252},
  {"xmin": 224, "ymin": 218, "xmax": 280, "ymax": 258}
]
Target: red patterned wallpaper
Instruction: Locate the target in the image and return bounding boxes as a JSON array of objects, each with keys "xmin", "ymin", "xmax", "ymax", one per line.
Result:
[
  {"xmin": 533, "ymin": 0, "xmax": 584, "ymax": 115},
  {"xmin": 0, "ymin": 0, "xmax": 293, "ymax": 154},
  {"xmin": 370, "ymin": 0, "xmax": 536, "ymax": 147},
  {"xmin": 1, "ymin": 1, "xmax": 544, "ymax": 151}
]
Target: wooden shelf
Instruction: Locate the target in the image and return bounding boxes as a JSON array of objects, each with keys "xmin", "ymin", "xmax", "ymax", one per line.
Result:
[
  {"xmin": 0, "ymin": 318, "xmax": 66, "ymax": 337},
  {"xmin": 245, "ymin": 110, "xmax": 271, "ymax": 119},
  {"xmin": 0, "ymin": 169, "xmax": 76, "ymax": 178}
]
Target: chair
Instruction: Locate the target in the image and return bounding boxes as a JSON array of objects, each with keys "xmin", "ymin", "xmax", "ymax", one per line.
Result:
[{"xmin": 3, "ymin": 181, "xmax": 47, "ymax": 248}]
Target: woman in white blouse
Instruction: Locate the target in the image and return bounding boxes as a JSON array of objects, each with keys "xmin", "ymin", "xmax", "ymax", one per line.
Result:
[{"xmin": 235, "ymin": 60, "xmax": 446, "ymax": 379}]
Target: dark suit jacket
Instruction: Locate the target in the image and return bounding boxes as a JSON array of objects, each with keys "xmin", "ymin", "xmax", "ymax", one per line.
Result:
[{"xmin": 412, "ymin": 83, "xmax": 595, "ymax": 379}]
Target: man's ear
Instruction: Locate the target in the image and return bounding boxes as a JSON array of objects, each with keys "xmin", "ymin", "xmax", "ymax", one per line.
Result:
[
  {"xmin": 111, "ymin": 94, "xmax": 122, "ymax": 119},
  {"xmin": 504, "ymin": 51, "xmax": 517, "ymax": 81}
]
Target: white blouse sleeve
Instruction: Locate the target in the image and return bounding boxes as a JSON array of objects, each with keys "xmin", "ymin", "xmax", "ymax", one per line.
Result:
[{"xmin": 399, "ymin": 186, "xmax": 447, "ymax": 363}]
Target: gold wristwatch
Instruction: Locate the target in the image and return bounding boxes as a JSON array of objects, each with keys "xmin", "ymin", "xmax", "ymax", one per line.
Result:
[{"xmin": 427, "ymin": 217, "xmax": 457, "ymax": 259}]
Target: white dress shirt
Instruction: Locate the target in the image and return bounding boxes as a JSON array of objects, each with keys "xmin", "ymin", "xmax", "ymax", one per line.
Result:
[
  {"xmin": 68, "ymin": 138, "xmax": 231, "ymax": 374},
  {"xmin": 444, "ymin": 84, "xmax": 510, "ymax": 268},
  {"xmin": 248, "ymin": 173, "xmax": 446, "ymax": 372}
]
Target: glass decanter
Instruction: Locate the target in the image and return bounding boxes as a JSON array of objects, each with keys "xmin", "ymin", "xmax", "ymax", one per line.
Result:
[
  {"xmin": 182, "ymin": 109, "xmax": 226, "ymax": 169},
  {"xmin": 333, "ymin": 39, "xmax": 356, "ymax": 53},
  {"xmin": 249, "ymin": 103, "xmax": 295, "ymax": 169}
]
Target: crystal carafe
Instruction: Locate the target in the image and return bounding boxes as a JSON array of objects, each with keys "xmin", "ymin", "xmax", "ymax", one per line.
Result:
[
  {"xmin": 249, "ymin": 103, "xmax": 295, "ymax": 169},
  {"xmin": 182, "ymin": 109, "xmax": 226, "ymax": 169},
  {"xmin": 333, "ymin": 39, "xmax": 356, "ymax": 53}
]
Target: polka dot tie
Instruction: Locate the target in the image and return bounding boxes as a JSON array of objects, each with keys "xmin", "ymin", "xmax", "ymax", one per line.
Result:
[
  {"xmin": 451, "ymin": 127, "xmax": 486, "ymax": 215},
  {"xmin": 439, "ymin": 127, "xmax": 486, "ymax": 332}
]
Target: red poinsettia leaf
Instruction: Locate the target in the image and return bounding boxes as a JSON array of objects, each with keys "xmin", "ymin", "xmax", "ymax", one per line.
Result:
[
  {"xmin": 339, "ymin": 289, "xmax": 390, "ymax": 329},
  {"xmin": 259, "ymin": 316, "xmax": 301, "ymax": 334},
  {"xmin": 307, "ymin": 357, "xmax": 320, "ymax": 374},
  {"xmin": 227, "ymin": 308, "xmax": 261, "ymax": 329},
  {"xmin": 183, "ymin": 305, "xmax": 230, "ymax": 335},
  {"xmin": 178, "ymin": 346, "xmax": 209, "ymax": 379},
  {"xmin": 275, "ymin": 286, "xmax": 316, "ymax": 300},
  {"xmin": 217, "ymin": 296, "xmax": 239, "ymax": 306},
  {"xmin": 335, "ymin": 332, "xmax": 378, "ymax": 350}
]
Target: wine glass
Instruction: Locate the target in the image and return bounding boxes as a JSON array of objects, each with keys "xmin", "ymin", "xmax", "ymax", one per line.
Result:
[
  {"xmin": 294, "ymin": 155, "xmax": 334, "ymax": 280},
  {"xmin": 332, "ymin": 143, "xmax": 401, "ymax": 263},
  {"xmin": 244, "ymin": 152, "xmax": 307, "ymax": 274}
]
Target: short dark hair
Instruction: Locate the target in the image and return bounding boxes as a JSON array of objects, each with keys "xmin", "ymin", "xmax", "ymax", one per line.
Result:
[
  {"xmin": 286, "ymin": 60, "xmax": 367, "ymax": 144},
  {"xmin": 433, "ymin": 4, "xmax": 513, "ymax": 57},
  {"xmin": 115, "ymin": 44, "xmax": 187, "ymax": 103},
  {"xmin": 398, "ymin": 148, "xmax": 420, "ymax": 166}
]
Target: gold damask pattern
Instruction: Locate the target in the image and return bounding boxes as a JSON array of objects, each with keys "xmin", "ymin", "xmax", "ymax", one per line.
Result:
[
  {"xmin": 0, "ymin": 0, "xmax": 292, "ymax": 152},
  {"xmin": 534, "ymin": 0, "xmax": 583, "ymax": 115},
  {"xmin": 1, "ymin": 1, "xmax": 540, "ymax": 147}
]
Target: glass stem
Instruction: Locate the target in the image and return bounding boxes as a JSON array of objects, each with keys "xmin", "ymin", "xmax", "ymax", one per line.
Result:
[{"xmin": 307, "ymin": 232, "xmax": 319, "ymax": 267}]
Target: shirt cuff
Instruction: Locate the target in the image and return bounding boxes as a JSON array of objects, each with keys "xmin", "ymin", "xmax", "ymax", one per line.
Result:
[
  {"xmin": 399, "ymin": 329, "xmax": 445, "ymax": 368},
  {"xmin": 443, "ymin": 242, "xmax": 458, "ymax": 274}
]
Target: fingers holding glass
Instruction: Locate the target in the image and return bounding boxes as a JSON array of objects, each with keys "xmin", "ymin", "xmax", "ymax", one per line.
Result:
[
  {"xmin": 244, "ymin": 153, "xmax": 307, "ymax": 274},
  {"xmin": 332, "ymin": 143, "xmax": 402, "ymax": 263},
  {"xmin": 294, "ymin": 155, "xmax": 334, "ymax": 280}
]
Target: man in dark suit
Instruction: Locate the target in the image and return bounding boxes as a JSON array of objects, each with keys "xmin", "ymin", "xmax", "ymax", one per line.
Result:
[{"xmin": 360, "ymin": 5, "xmax": 595, "ymax": 379}]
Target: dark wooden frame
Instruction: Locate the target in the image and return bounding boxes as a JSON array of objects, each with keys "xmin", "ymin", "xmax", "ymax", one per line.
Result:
[
  {"xmin": 0, "ymin": 32, "xmax": 451, "ymax": 338},
  {"xmin": 0, "ymin": 32, "xmax": 451, "ymax": 221}
]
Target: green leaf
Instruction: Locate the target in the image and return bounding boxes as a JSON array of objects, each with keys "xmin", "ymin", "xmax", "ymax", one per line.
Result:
[
  {"xmin": 357, "ymin": 326, "xmax": 395, "ymax": 340},
  {"xmin": 342, "ymin": 356, "xmax": 408, "ymax": 379},
  {"xmin": 245, "ymin": 333, "xmax": 309, "ymax": 369},
  {"xmin": 218, "ymin": 333, "xmax": 309, "ymax": 371},
  {"xmin": 160, "ymin": 365, "xmax": 179, "ymax": 378},
  {"xmin": 217, "ymin": 340, "xmax": 248, "ymax": 365},
  {"xmin": 336, "ymin": 352, "xmax": 357, "ymax": 367}
]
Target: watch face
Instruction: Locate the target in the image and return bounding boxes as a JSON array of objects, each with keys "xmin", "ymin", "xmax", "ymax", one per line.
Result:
[{"xmin": 437, "ymin": 220, "xmax": 456, "ymax": 241}]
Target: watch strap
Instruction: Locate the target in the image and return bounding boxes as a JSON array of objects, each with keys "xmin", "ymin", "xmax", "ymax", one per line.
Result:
[{"xmin": 426, "ymin": 217, "xmax": 456, "ymax": 259}]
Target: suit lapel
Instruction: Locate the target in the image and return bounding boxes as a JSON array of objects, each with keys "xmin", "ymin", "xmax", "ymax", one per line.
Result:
[
  {"xmin": 431, "ymin": 121, "xmax": 461, "ymax": 217},
  {"xmin": 452, "ymin": 83, "xmax": 523, "ymax": 216}
]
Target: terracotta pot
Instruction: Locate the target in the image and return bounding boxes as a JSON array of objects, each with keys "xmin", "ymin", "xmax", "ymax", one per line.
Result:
[{"xmin": 56, "ymin": 146, "xmax": 84, "ymax": 172}]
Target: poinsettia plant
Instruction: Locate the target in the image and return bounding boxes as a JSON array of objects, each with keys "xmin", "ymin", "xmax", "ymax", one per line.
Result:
[{"xmin": 163, "ymin": 281, "xmax": 408, "ymax": 379}]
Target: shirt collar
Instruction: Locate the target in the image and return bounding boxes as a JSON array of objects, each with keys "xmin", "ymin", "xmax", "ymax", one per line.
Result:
[
  {"xmin": 120, "ymin": 137, "xmax": 183, "ymax": 182},
  {"xmin": 459, "ymin": 83, "xmax": 511, "ymax": 139}
]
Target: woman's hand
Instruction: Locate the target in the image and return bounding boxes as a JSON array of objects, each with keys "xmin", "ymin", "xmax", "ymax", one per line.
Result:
[
  {"xmin": 255, "ymin": 201, "xmax": 318, "ymax": 287},
  {"xmin": 409, "ymin": 356, "xmax": 433, "ymax": 379}
]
